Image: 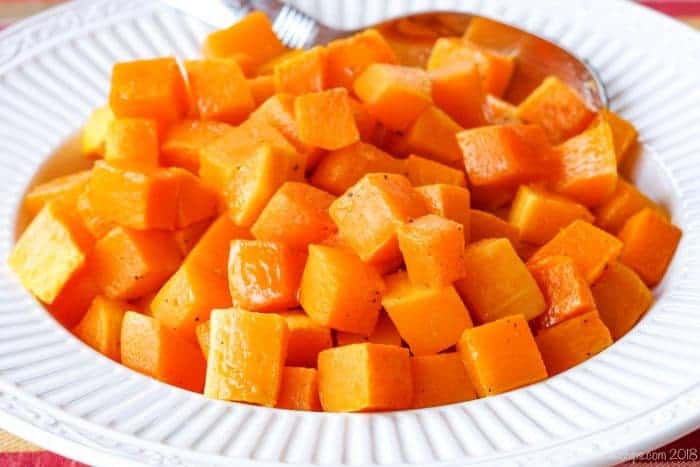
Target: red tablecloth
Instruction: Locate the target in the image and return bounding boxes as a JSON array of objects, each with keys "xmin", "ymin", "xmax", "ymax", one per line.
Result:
[{"xmin": 0, "ymin": 1, "xmax": 699, "ymax": 466}]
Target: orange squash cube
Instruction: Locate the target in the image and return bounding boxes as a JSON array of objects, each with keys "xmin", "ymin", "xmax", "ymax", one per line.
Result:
[
  {"xmin": 594, "ymin": 180, "xmax": 656, "ymax": 234},
  {"xmin": 317, "ymin": 343, "xmax": 412, "ymax": 412},
  {"xmin": 121, "ymin": 311, "xmax": 206, "ymax": 392},
  {"xmin": 310, "ymin": 142, "xmax": 405, "ymax": 196},
  {"xmin": 109, "ymin": 58, "xmax": 188, "ymax": 123},
  {"xmin": 9, "ymin": 202, "xmax": 94, "ymax": 304},
  {"xmin": 457, "ymin": 124, "xmax": 551, "ymax": 188},
  {"xmin": 329, "ymin": 173, "xmax": 428, "ymax": 265},
  {"xmin": 274, "ymin": 46, "xmax": 326, "ymax": 95},
  {"xmin": 535, "ymin": 311, "xmax": 612, "ymax": 375},
  {"xmin": 509, "ymin": 185, "xmax": 594, "ymax": 245},
  {"xmin": 529, "ymin": 220, "xmax": 623, "ymax": 284},
  {"xmin": 195, "ymin": 320, "xmax": 210, "ymax": 358},
  {"xmin": 24, "ymin": 170, "xmax": 91, "ymax": 218},
  {"xmin": 405, "ymin": 155, "xmax": 467, "ymax": 187},
  {"xmin": 73, "ymin": 295, "xmax": 127, "ymax": 362},
  {"xmin": 349, "ymin": 97, "xmax": 379, "ymax": 142},
  {"xmin": 415, "ymin": 184, "xmax": 471, "ymax": 236},
  {"xmin": 279, "ymin": 311, "xmax": 333, "ymax": 368},
  {"xmin": 151, "ymin": 260, "xmax": 231, "ymax": 342},
  {"xmin": 591, "ymin": 262, "xmax": 653, "ymax": 340},
  {"xmin": 203, "ymin": 12, "xmax": 286, "ymax": 68},
  {"xmin": 104, "ymin": 118, "xmax": 159, "ymax": 170},
  {"xmin": 456, "ymin": 238, "xmax": 545, "ymax": 323},
  {"xmin": 276, "ymin": 367, "xmax": 321, "ymax": 411},
  {"xmin": 299, "ymin": 245, "xmax": 385, "ymax": 335},
  {"xmin": 335, "ymin": 331, "xmax": 367, "ymax": 346},
  {"xmin": 471, "ymin": 184, "xmax": 518, "ymax": 210},
  {"xmin": 294, "ymin": 88, "xmax": 359, "ymax": 150},
  {"xmin": 90, "ymin": 226, "xmax": 181, "ymax": 300},
  {"xmin": 458, "ymin": 314, "xmax": 547, "ymax": 396},
  {"xmin": 228, "ymin": 240, "xmax": 306, "ymax": 312},
  {"xmin": 484, "ymin": 94, "xmax": 518, "ymax": 124},
  {"xmin": 249, "ymin": 74, "xmax": 276, "ymax": 106},
  {"xmin": 411, "ymin": 353, "xmax": 477, "ymax": 408},
  {"xmin": 325, "ymin": 29, "xmax": 398, "ymax": 90},
  {"xmin": 185, "ymin": 214, "xmax": 251, "ymax": 279},
  {"xmin": 353, "ymin": 64, "xmax": 432, "ymax": 132},
  {"xmin": 160, "ymin": 120, "xmax": 231, "ymax": 174},
  {"xmin": 368, "ymin": 312, "xmax": 402, "ymax": 346},
  {"xmin": 173, "ymin": 219, "xmax": 212, "ymax": 257},
  {"xmin": 88, "ymin": 161, "xmax": 180, "ymax": 230},
  {"xmin": 516, "ymin": 76, "xmax": 595, "ymax": 143},
  {"xmin": 81, "ymin": 106, "xmax": 113, "ymax": 157},
  {"xmin": 618, "ymin": 208, "xmax": 681, "ymax": 286},
  {"xmin": 429, "ymin": 62, "xmax": 486, "ymax": 129},
  {"xmin": 590, "ymin": 109, "xmax": 637, "ymax": 163},
  {"xmin": 402, "ymin": 106, "xmax": 464, "ymax": 165},
  {"xmin": 382, "ymin": 272, "xmax": 472, "ymax": 355},
  {"xmin": 48, "ymin": 264, "xmax": 101, "ymax": 328},
  {"xmin": 185, "ymin": 59, "xmax": 255, "ymax": 124},
  {"xmin": 551, "ymin": 121, "xmax": 618, "ymax": 207},
  {"xmin": 528, "ymin": 256, "xmax": 596, "ymax": 331},
  {"xmin": 76, "ymin": 188, "xmax": 115, "ymax": 240},
  {"xmin": 397, "ymin": 214, "xmax": 466, "ymax": 287},
  {"xmin": 251, "ymin": 182, "xmax": 336, "ymax": 250},
  {"xmin": 469, "ymin": 209, "xmax": 521, "ymax": 254},
  {"xmin": 204, "ymin": 308, "xmax": 289, "ymax": 406},
  {"xmin": 170, "ymin": 168, "xmax": 219, "ymax": 229}
]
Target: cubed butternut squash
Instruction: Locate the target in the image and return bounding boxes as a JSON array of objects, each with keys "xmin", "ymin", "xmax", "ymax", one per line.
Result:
[
  {"xmin": 528, "ymin": 255, "xmax": 596, "ymax": 331},
  {"xmin": 397, "ymin": 214, "xmax": 466, "ymax": 287},
  {"xmin": 299, "ymin": 245, "xmax": 385, "ymax": 335},
  {"xmin": 73, "ymin": 295, "xmax": 127, "ymax": 361},
  {"xmin": 516, "ymin": 76, "xmax": 595, "ymax": 144},
  {"xmin": 429, "ymin": 62, "xmax": 486, "ymax": 129},
  {"xmin": 405, "ymin": 155, "xmax": 467, "ymax": 187},
  {"xmin": 203, "ymin": 11, "xmax": 286, "ymax": 68},
  {"xmin": 509, "ymin": 185, "xmax": 594, "ymax": 245},
  {"xmin": 317, "ymin": 343, "xmax": 412, "ymax": 412},
  {"xmin": 311, "ymin": 142, "xmax": 405, "ymax": 196},
  {"xmin": 81, "ymin": 106, "xmax": 113, "ymax": 157},
  {"xmin": 249, "ymin": 74, "xmax": 276, "ymax": 106},
  {"xmin": 469, "ymin": 209, "xmax": 521, "ymax": 251},
  {"xmin": 251, "ymin": 182, "xmax": 336, "ymax": 249},
  {"xmin": 48, "ymin": 264, "xmax": 100, "ymax": 328},
  {"xmin": 204, "ymin": 308, "xmax": 289, "ymax": 406},
  {"xmin": 151, "ymin": 260, "xmax": 231, "ymax": 342},
  {"xmin": 9, "ymin": 202, "xmax": 94, "ymax": 304},
  {"xmin": 162, "ymin": 120, "xmax": 234, "ymax": 173},
  {"xmin": 121, "ymin": 311, "xmax": 206, "ymax": 392},
  {"xmin": 185, "ymin": 59, "xmax": 255, "ymax": 124},
  {"xmin": 77, "ymin": 187, "xmax": 115, "ymax": 240},
  {"xmin": 618, "ymin": 208, "xmax": 681, "ymax": 286},
  {"xmin": 349, "ymin": 97, "xmax": 379, "ymax": 142},
  {"xmin": 551, "ymin": 121, "xmax": 618, "ymax": 207},
  {"xmin": 109, "ymin": 58, "xmax": 188, "ymax": 123},
  {"xmin": 484, "ymin": 94, "xmax": 518, "ymax": 124},
  {"xmin": 401, "ymin": 106, "xmax": 464, "ymax": 165},
  {"xmin": 458, "ymin": 314, "xmax": 547, "ymax": 396},
  {"xmin": 591, "ymin": 262, "xmax": 653, "ymax": 340},
  {"xmin": 170, "ymin": 168, "xmax": 219, "ymax": 229},
  {"xmin": 24, "ymin": 170, "xmax": 91, "ymax": 218},
  {"xmin": 353, "ymin": 64, "xmax": 432, "ymax": 131},
  {"xmin": 590, "ymin": 109, "xmax": 637, "ymax": 163},
  {"xmin": 104, "ymin": 118, "xmax": 159, "ymax": 170},
  {"xmin": 195, "ymin": 320, "xmax": 210, "ymax": 358},
  {"xmin": 325, "ymin": 29, "xmax": 398, "ymax": 90},
  {"xmin": 185, "ymin": 213, "xmax": 251, "ymax": 278},
  {"xmin": 368, "ymin": 312, "xmax": 402, "ymax": 346},
  {"xmin": 457, "ymin": 124, "xmax": 551, "ymax": 188},
  {"xmin": 90, "ymin": 226, "xmax": 181, "ymax": 300},
  {"xmin": 329, "ymin": 173, "xmax": 427, "ymax": 265},
  {"xmin": 535, "ymin": 310, "xmax": 612, "ymax": 375},
  {"xmin": 276, "ymin": 367, "xmax": 321, "ymax": 411},
  {"xmin": 173, "ymin": 219, "xmax": 213, "ymax": 257},
  {"xmin": 594, "ymin": 180, "xmax": 656, "ymax": 234},
  {"xmin": 411, "ymin": 353, "xmax": 477, "ymax": 408},
  {"xmin": 294, "ymin": 88, "xmax": 359, "ymax": 150},
  {"xmin": 279, "ymin": 311, "xmax": 333, "ymax": 368},
  {"xmin": 88, "ymin": 161, "xmax": 180, "ymax": 230},
  {"xmin": 228, "ymin": 239, "xmax": 306, "ymax": 311},
  {"xmin": 529, "ymin": 220, "xmax": 623, "ymax": 284},
  {"xmin": 382, "ymin": 272, "xmax": 472, "ymax": 355},
  {"xmin": 274, "ymin": 46, "xmax": 327, "ymax": 95},
  {"xmin": 456, "ymin": 238, "xmax": 545, "ymax": 323},
  {"xmin": 415, "ymin": 184, "xmax": 471, "ymax": 236}
]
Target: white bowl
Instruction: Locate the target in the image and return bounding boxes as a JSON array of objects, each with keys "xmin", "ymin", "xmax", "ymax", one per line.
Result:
[{"xmin": 1, "ymin": 0, "xmax": 700, "ymax": 465}]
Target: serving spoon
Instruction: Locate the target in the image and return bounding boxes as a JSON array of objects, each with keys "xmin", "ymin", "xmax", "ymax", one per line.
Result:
[{"xmin": 161, "ymin": 0, "xmax": 607, "ymax": 108}]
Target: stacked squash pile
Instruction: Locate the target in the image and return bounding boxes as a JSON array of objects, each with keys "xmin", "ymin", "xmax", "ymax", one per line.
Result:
[{"xmin": 9, "ymin": 12, "xmax": 681, "ymax": 412}]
